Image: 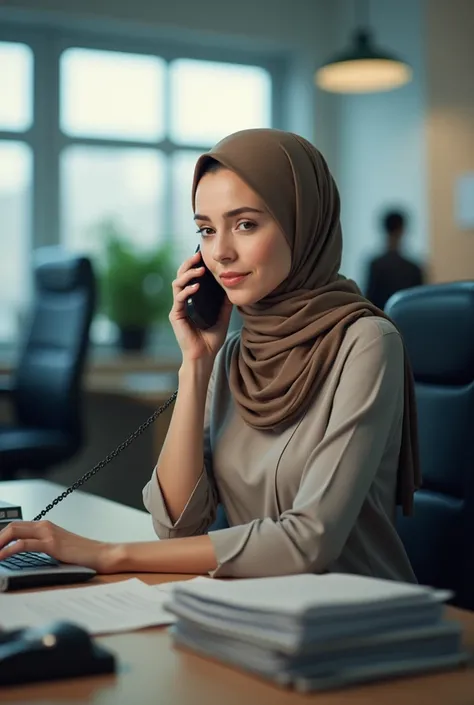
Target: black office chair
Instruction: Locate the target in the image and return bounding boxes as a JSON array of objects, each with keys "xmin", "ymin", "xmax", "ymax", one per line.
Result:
[
  {"xmin": 0, "ymin": 248, "xmax": 96, "ymax": 481},
  {"xmin": 385, "ymin": 281, "xmax": 474, "ymax": 610}
]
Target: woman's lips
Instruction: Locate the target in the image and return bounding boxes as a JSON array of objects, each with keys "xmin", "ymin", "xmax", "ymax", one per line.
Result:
[{"xmin": 219, "ymin": 273, "xmax": 249, "ymax": 287}]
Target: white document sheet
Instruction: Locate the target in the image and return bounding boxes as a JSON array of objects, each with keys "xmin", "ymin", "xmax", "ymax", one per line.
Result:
[
  {"xmin": 0, "ymin": 578, "xmax": 176, "ymax": 635},
  {"xmin": 170, "ymin": 573, "xmax": 448, "ymax": 615},
  {"xmin": 152, "ymin": 577, "xmax": 211, "ymax": 594}
]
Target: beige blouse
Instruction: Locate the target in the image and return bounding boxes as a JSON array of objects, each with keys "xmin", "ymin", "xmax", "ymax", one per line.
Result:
[{"xmin": 142, "ymin": 316, "xmax": 416, "ymax": 583}]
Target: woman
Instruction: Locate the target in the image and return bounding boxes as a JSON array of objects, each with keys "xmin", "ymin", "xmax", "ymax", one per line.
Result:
[{"xmin": 0, "ymin": 129, "xmax": 420, "ymax": 582}]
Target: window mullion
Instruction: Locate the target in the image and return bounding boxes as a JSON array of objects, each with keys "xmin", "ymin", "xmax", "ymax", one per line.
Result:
[
  {"xmin": 162, "ymin": 60, "xmax": 173, "ymax": 244},
  {"xmin": 32, "ymin": 31, "xmax": 61, "ymax": 249}
]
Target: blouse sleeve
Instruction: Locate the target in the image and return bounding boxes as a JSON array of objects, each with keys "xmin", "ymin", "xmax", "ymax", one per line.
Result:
[
  {"xmin": 207, "ymin": 327, "xmax": 405, "ymax": 578},
  {"xmin": 142, "ymin": 364, "xmax": 219, "ymax": 539}
]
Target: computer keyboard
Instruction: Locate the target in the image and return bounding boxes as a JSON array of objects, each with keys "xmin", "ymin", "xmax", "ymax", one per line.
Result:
[{"xmin": 0, "ymin": 552, "xmax": 59, "ymax": 570}]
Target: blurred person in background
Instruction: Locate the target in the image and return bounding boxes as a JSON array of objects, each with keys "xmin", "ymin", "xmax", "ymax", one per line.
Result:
[{"xmin": 365, "ymin": 210, "xmax": 424, "ymax": 311}]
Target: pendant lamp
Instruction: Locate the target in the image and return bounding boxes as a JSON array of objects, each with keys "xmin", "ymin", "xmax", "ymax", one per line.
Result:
[{"xmin": 315, "ymin": 0, "xmax": 412, "ymax": 94}]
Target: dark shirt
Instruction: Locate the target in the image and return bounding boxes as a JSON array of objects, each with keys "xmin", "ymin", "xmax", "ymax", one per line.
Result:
[{"xmin": 366, "ymin": 251, "xmax": 424, "ymax": 311}]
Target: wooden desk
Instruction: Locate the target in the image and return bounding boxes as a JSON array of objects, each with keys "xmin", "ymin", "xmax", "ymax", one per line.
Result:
[
  {"xmin": 1, "ymin": 481, "xmax": 474, "ymax": 705},
  {"xmin": 0, "ymin": 367, "xmax": 178, "ymax": 408}
]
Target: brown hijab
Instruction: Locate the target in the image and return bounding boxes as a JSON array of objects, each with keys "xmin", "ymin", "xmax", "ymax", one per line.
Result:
[{"xmin": 192, "ymin": 128, "xmax": 421, "ymax": 515}]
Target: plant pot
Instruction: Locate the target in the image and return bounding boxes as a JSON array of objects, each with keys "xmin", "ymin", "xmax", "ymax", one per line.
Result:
[{"xmin": 118, "ymin": 326, "xmax": 148, "ymax": 352}]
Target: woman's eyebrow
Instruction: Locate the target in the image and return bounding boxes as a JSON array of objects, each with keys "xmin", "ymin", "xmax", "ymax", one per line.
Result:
[{"xmin": 193, "ymin": 207, "xmax": 264, "ymax": 221}]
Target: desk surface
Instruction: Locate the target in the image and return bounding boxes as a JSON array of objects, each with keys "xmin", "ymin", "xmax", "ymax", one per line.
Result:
[
  {"xmin": 1, "ymin": 480, "xmax": 474, "ymax": 705},
  {"xmin": 0, "ymin": 479, "xmax": 157, "ymax": 543},
  {"xmin": 0, "ymin": 369, "xmax": 178, "ymax": 407}
]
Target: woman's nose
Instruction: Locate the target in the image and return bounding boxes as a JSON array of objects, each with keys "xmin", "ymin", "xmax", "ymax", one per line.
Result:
[{"xmin": 212, "ymin": 236, "xmax": 236, "ymax": 263}]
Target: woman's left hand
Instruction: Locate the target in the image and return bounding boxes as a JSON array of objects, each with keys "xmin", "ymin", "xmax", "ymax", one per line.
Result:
[{"xmin": 0, "ymin": 520, "xmax": 117, "ymax": 574}]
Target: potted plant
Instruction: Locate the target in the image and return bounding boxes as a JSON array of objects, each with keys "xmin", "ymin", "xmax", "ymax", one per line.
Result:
[{"xmin": 97, "ymin": 219, "xmax": 175, "ymax": 352}]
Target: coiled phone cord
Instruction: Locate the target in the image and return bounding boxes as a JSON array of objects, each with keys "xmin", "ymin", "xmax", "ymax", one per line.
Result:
[{"xmin": 33, "ymin": 390, "xmax": 178, "ymax": 522}]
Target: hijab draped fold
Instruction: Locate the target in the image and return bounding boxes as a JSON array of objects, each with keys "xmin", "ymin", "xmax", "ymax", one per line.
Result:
[{"xmin": 192, "ymin": 129, "xmax": 421, "ymax": 516}]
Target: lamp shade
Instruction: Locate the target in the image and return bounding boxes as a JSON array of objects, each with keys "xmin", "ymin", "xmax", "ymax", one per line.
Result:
[{"xmin": 316, "ymin": 30, "xmax": 412, "ymax": 94}]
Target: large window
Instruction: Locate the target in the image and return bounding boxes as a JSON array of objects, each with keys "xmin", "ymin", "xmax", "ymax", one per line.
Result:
[
  {"xmin": 0, "ymin": 30, "xmax": 279, "ymax": 343},
  {"xmin": 60, "ymin": 146, "xmax": 167, "ymax": 256},
  {"xmin": 0, "ymin": 42, "xmax": 33, "ymax": 341},
  {"xmin": 0, "ymin": 41, "xmax": 33, "ymax": 131},
  {"xmin": 60, "ymin": 49, "xmax": 166, "ymax": 141},
  {"xmin": 169, "ymin": 59, "xmax": 272, "ymax": 145},
  {"xmin": 58, "ymin": 49, "xmax": 272, "ymax": 267}
]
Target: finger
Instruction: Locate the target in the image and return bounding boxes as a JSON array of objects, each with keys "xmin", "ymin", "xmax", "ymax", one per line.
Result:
[
  {"xmin": 172, "ymin": 267, "xmax": 205, "ymax": 292},
  {"xmin": 0, "ymin": 539, "xmax": 47, "ymax": 561},
  {"xmin": 176, "ymin": 251, "xmax": 202, "ymax": 276},
  {"xmin": 174, "ymin": 282, "xmax": 200, "ymax": 304},
  {"xmin": 4, "ymin": 520, "xmax": 43, "ymax": 536},
  {"xmin": 0, "ymin": 523, "xmax": 17, "ymax": 548},
  {"xmin": 0, "ymin": 521, "xmax": 50, "ymax": 547},
  {"xmin": 0, "ymin": 522, "xmax": 30, "ymax": 550},
  {"xmin": 0, "ymin": 538, "xmax": 46, "ymax": 561}
]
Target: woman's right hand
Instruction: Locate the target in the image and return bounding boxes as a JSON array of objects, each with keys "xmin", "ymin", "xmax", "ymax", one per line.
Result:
[{"xmin": 169, "ymin": 250, "xmax": 233, "ymax": 363}]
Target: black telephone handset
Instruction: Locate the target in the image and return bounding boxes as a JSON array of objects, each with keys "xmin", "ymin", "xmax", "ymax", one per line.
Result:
[
  {"xmin": 185, "ymin": 246, "xmax": 226, "ymax": 330},
  {"xmin": 0, "ymin": 621, "xmax": 115, "ymax": 686},
  {"xmin": 32, "ymin": 249, "xmax": 226, "ymax": 522}
]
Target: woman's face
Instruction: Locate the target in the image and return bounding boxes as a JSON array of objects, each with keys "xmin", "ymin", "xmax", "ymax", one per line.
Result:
[{"xmin": 194, "ymin": 168, "xmax": 292, "ymax": 306}]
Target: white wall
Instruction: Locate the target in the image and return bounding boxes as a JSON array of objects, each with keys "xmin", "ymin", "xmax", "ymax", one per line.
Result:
[
  {"xmin": 425, "ymin": 0, "xmax": 474, "ymax": 282},
  {"xmin": 325, "ymin": 0, "xmax": 427, "ymax": 290}
]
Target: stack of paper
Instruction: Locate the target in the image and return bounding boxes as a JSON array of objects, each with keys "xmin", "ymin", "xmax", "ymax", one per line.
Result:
[{"xmin": 165, "ymin": 573, "xmax": 468, "ymax": 692}]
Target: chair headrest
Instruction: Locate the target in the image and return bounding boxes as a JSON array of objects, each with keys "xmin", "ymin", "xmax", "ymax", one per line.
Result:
[
  {"xmin": 385, "ymin": 281, "xmax": 474, "ymax": 385},
  {"xmin": 34, "ymin": 248, "xmax": 94, "ymax": 293}
]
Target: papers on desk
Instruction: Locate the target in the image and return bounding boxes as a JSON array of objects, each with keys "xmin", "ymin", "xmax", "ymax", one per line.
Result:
[
  {"xmin": 166, "ymin": 573, "xmax": 469, "ymax": 692},
  {"xmin": 153, "ymin": 578, "xmax": 207, "ymax": 595},
  {"xmin": 0, "ymin": 578, "xmax": 178, "ymax": 635}
]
